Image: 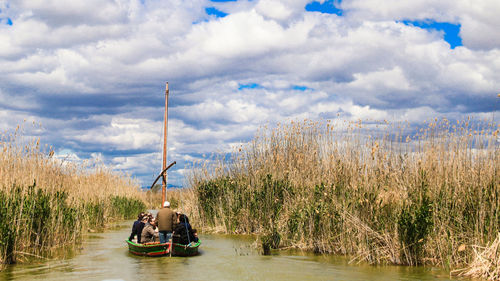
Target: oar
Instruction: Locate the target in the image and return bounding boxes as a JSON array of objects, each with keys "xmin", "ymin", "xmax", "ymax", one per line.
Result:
[
  {"xmin": 149, "ymin": 161, "xmax": 176, "ymax": 189},
  {"xmin": 170, "ymin": 238, "xmax": 173, "ymax": 257}
]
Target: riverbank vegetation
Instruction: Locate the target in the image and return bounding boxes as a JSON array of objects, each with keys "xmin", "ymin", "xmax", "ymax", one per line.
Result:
[
  {"xmin": 145, "ymin": 184, "xmax": 197, "ymax": 213},
  {"xmin": 188, "ymin": 118, "xmax": 499, "ymax": 275},
  {"xmin": 453, "ymin": 233, "xmax": 500, "ymax": 280},
  {"xmin": 0, "ymin": 126, "xmax": 146, "ymax": 266}
]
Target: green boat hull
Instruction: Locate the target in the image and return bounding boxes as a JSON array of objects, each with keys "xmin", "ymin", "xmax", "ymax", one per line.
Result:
[
  {"xmin": 126, "ymin": 240, "xmax": 200, "ymax": 257},
  {"xmin": 172, "ymin": 241, "xmax": 201, "ymax": 256},
  {"xmin": 126, "ymin": 240, "xmax": 171, "ymax": 257}
]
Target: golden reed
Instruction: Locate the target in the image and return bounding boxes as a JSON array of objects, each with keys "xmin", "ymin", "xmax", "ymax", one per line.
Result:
[
  {"xmin": 0, "ymin": 124, "xmax": 146, "ymax": 266},
  {"xmin": 188, "ymin": 117, "xmax": 499, "ymax": 276}
]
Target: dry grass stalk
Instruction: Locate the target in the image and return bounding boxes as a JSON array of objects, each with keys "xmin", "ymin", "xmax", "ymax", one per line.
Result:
[
  {"xmin": 0, "ymin": 126, "xmax": 143, "ymax": 204},
  {"xmin": 452, "ymin": 233, "xmax": 500, "ymax": 280}
]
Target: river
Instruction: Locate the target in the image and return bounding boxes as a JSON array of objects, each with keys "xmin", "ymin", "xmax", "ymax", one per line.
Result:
[{"xmin": 0, "ymin": 220, "xmax": 457, "ymax": 280}]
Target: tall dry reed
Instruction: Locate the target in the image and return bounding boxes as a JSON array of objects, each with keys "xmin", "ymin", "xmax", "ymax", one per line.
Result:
[
  {"xmin": 0, "ymin": 125, "xmax": 146, "ymax": 266},
  {"xmin": 452, "ymin": 233, "xmax": 500, "ymax": 280},
  {"xmin": 188, "ymin": 117, "xmax": 499, "ymax": 270},
  {"xmin": 145, "ymin": 184, "xmax": 197, "ymax": 216}
]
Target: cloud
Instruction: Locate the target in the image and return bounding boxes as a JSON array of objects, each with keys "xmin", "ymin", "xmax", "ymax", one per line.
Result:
[
  {"xmin": 15, "ymin": 0, "xmax": 129, "ymax": 26},
  {"xmin": 341, "ymin": 0, "xmax": 500, "ymax": 50},
  {"xmin": 0, "ymin": 0, "xmax": 498, "ymax": 186},
  {"xmin": 73, "ymin": 117, "xmax": 161, "ymax": 150}
]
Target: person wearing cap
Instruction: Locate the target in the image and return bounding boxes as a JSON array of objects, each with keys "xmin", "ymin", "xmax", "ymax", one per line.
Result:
[{"xmin": 156, "ymin": 201, "xmax": 176, "ymax": 244}]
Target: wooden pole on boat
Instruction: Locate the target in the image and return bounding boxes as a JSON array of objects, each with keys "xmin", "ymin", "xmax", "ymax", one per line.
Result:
[{"xmin": 162, "ymin": 82, "xmax": 169, "ymax": 205}]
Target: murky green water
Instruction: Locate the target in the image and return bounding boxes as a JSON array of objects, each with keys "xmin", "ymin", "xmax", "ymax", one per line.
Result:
[{"xmin": 1, "ymin": 221, "xmax": 457, "ymax": 280}]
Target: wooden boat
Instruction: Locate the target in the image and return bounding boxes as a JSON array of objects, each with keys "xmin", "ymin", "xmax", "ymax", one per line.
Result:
[
  {"xmin": 172, "ymin": 240, "xmax": 201, "ymax": 257},
  {"xmin": 126, "ymin": 83, "xmax": 201, "ymax": 257},
  {"xmin": 126, "ymin": 240, "xmax": 201, "ymax": 257},
  {"xmin": 126, "ymin": 240, "xmax": 171, "ymax": 257}
]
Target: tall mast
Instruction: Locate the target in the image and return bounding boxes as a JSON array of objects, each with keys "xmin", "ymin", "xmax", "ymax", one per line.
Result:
[{"xmin": 162, "ymin": 82, "xmax": 169, "ymax": 205}]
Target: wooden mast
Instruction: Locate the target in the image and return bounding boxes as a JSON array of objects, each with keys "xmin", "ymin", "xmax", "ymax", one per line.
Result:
[{"xmin": 162, "ymin": 82, "xmax": 169, "ymax": 205}]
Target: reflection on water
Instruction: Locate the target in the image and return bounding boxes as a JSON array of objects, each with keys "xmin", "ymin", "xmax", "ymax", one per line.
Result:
[{"xmin": 0, "ymin": 221, "xmax": 456, "ymax": 281}]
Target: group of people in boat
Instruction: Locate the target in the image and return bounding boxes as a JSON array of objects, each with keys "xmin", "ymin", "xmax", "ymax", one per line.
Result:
[{"xmin": 128, "ymin": 201, "xmax": 199, "ymax": 245}]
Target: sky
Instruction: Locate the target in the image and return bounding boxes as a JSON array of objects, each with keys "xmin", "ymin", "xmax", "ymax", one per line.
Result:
[{"xmin": 0, "ymin": 0, "xmax": 499, "ymax": 187}]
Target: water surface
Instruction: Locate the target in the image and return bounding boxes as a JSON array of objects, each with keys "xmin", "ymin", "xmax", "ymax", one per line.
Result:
[{"xmin": 0, "ymin": 221, "xmax": 457, "ymax": 280}]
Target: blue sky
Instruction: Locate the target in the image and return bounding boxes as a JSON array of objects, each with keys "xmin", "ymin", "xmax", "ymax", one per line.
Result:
[
  {"xmin": 0, "ymin": 0, "xmax": 499, "ymax": 187},
  {"xmin": 306, "ymin": 0, "xmax": 343, "ymax": 15},
  {"xmin": 401, "ymin": 20, "xmax": 462, "ymax": 49}
]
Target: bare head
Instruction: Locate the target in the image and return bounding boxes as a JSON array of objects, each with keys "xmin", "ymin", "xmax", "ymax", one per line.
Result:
[{"xmin": 138, "ymin": 212, "xmax": 145, "ymax": 220}]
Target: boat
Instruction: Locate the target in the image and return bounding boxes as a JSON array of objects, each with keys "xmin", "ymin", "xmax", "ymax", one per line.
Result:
[
  {"xmin": 126, "ymin": 82, "xmax": 201, "ymax": 257},
  {"xmin": 126, "ymin": 240, "xmax": 201, "ymax": 257},
  {"xmin": 172, "ymin": 241, "xmax": 201, "ymax": 257},
  {"xmin": 126, "ymin": 240, "xmax": 171, "ymax": 257}
]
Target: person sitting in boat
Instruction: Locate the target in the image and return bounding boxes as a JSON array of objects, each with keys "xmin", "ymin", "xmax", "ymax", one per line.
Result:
[
  {"xmin": 156, "ymin": 201, "xmax": 176, "ymax": 244},
  {"xmin": 129, "ymin": 212, "xmax": 145, "ymax": 243},
  {"xmin": 141, "ymin": 216, "xmax": 159, "ymax": 244},
  {"xmin": 173, "ymin": 214, "xmax": 197, "ymax": 245},
  {"xmin": 151, "ymin": 217, "xmax": 160, "ymax": 235},
  {"xmin": 191, "ymin": 228, "xmax": 199, "ymax": 243}
]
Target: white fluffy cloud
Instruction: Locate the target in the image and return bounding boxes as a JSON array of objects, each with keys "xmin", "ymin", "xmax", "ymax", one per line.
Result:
[
  {"xmin": 342, "ymin": 0, "xmax": 500, "ymax": 50},
  {"xmin": 0, "ymin": 0, "xmax": 498, "ymax": 186},
  {"xmin": 73, "ymin": 117, "xmax": 161, "ymax": 150}
]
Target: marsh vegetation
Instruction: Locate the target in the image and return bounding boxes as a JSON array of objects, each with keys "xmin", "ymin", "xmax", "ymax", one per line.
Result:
[
  {"xmin": 0, "ymin": 125, "xmax": 146, "ymax": 266},
  {"xmin": 187, "ymin": 118, "xmax": 499, "ymax": 277}
]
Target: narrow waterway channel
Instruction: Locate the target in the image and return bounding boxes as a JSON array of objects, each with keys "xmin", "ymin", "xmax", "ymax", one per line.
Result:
[{"xmin": 1, "ymin": 220, "xmax": 457, "ymax": 280}]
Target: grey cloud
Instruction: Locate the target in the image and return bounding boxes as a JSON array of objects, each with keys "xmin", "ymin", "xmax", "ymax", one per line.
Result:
[{"xmin": 1, "ymin": 0, "xmax": 499, "ymax": 186}]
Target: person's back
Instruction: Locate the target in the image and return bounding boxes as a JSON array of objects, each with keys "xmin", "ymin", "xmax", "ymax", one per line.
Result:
[
  {"xmin": 173, "ymin": 214, "xmax": 195, "ymax": 245},
  {"xmin": 156, "ymin": 201, "xmax": 177, "ymax": 243},
  {"xmin": 129, "ymin": 212, "xmax": 145, "ymax": 243},
  {"xmin": 137, "ymin": 221, "xmax": 145, "ymax": 242},
  {"xmin": 173, "ymin": 223, "xmax": 188, "ymax": 244},
  {"xmin": 156, "ymin": 208, "xmax": 175, "ymax": 232}
]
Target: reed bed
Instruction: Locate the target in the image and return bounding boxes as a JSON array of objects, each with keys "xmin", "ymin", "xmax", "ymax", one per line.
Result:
[
  {"xmin": 0, "ymin": 126, "xmax": 146, "ymax": 266},
  {"xmin": 188, "ymin": 118, "xmax": 499, "ymax": 272},
  {"xmin": 453, "ymin": 233, "xmax": 500, "ymax": 280},
  {"xmin": 145, "ymin": 185, "xmax": 197, "ymax": 216}
]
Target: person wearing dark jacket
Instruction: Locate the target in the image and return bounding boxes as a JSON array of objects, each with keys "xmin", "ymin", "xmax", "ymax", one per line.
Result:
[
  {"xmin": 172, "ymin": 214, "xmax": 197, "ymax": 245},
  {"xmin": 129, "ymin": 212, "xmax": 145, "ymax": 243}
]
